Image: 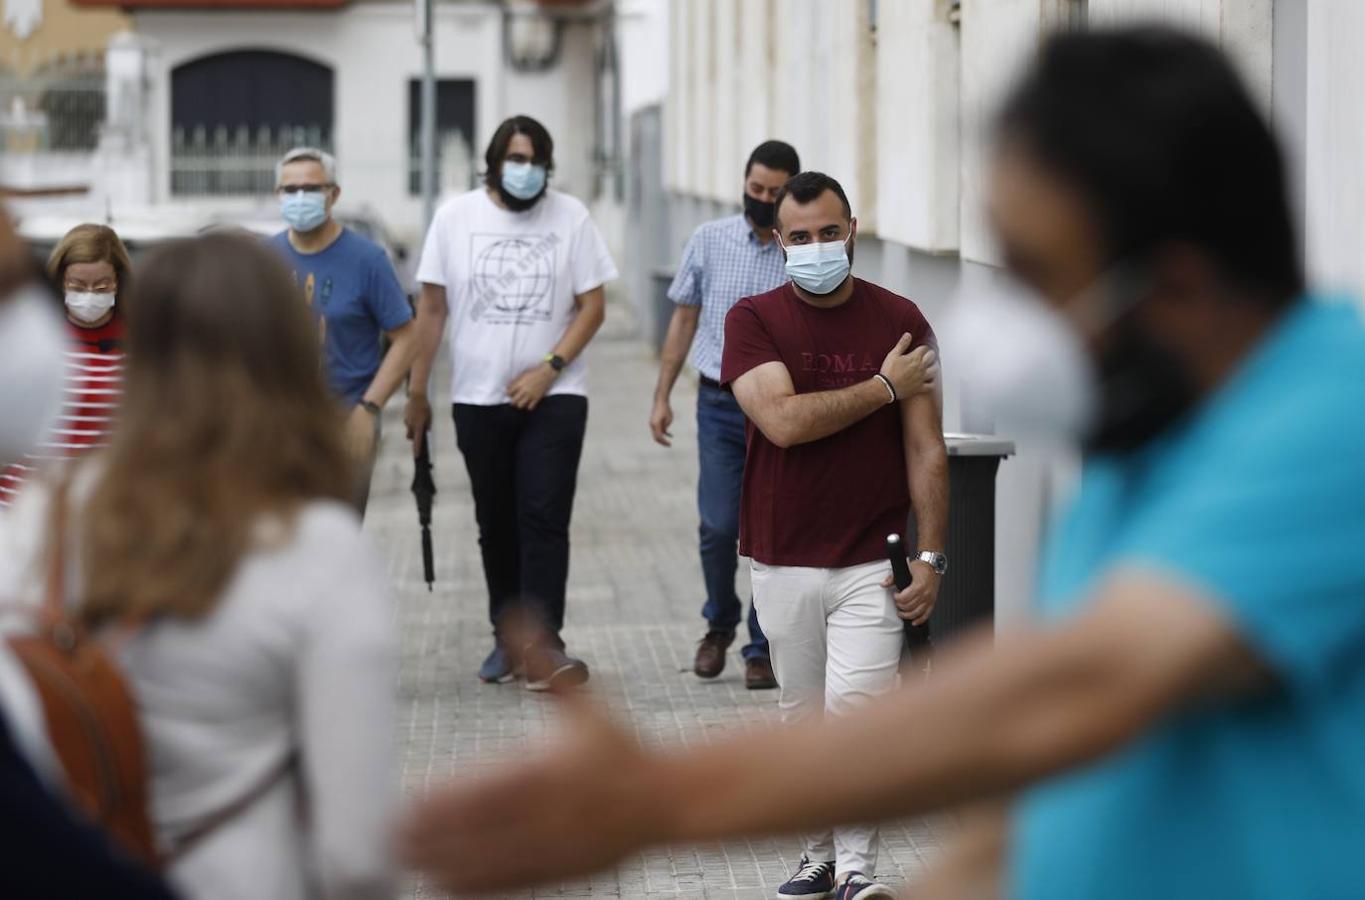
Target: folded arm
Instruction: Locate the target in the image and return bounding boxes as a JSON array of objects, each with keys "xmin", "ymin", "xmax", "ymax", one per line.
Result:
[{"xmin": 729, "ymin": 361, "xmax": 890, "ymax": 449}]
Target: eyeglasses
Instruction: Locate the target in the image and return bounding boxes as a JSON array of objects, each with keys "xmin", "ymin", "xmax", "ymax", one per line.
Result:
[
  {"xmin": 65, "ymin": 280, "xmax": 117, "ymax": 294},
  {"xmin": 277, "ymin": 184, "xmax": 334, "ymax": 195}
]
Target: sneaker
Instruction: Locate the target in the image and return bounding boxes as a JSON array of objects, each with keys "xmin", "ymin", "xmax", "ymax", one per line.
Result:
[
  {"xmin": 834, "ymin": 873, "xmax": 895, "ymax": 900},
  {"xmin": 478, "ymin": 645, "xmax": 516, "ymax": 684},
  {"xmin": 524, "ymin": 645, "xmax": 590, "ymax": 692},
  {"xmin": 745, "ymin": 656, "xmax": 778, "ymax": 690},
  {"xmin": 694, "ymin": 629, "xmax": 735, "ymax": 679},
  {"xmin": 776, "ymin": 855, "xmax": 836, "ymax": 898}
]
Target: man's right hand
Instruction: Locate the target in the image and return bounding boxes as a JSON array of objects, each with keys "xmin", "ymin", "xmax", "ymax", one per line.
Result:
[
  {"xmin": 880, "ymin": 334, "xmax": 939, "ymax": 400},
  {"xmin": 649, "ymin": 397, "xmax": 674, "ymax": 447},
  {"xmin": 405, "ymin": 394, "xmax": 432, "ymax": 453}
]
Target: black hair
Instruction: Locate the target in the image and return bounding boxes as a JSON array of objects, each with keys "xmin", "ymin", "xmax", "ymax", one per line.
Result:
[
  {"xmin": 745, "ymin": 140, "xmax": 801, "ymax": 179},
  {"xmin": 482, "ymin": 115, "xmax": 555, "ymax": 191},
  {"xmin": 773, "ymin": 171, "xmax": 851, "ymax": 230},
  {"xmin": 996, "ymin": 26, "xmax": 1303, "ymax": 308}
]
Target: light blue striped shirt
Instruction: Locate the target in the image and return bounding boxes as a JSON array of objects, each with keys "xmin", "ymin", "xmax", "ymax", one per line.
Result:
[{"xmin": 667, "ymin": 214, "xmax": 787, "ymax": 380}]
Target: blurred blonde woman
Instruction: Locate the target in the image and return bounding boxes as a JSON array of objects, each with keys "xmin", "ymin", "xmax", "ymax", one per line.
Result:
[
  {"xmin": 4, "ymin": 233, "xmax": 397, "ymax": 900},
  {"xmin": 0, "ymin": 224, "xmax": 132, "ymax": 506}
]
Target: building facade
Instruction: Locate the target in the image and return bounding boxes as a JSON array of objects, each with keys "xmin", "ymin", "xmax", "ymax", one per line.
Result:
[
  {"xmin": 0, "ymin": 0, "xmax": 129, "ymax": 196},
  {"xmin": 72, "ymin": 0, "xmax": 620, "ymax": 244}
]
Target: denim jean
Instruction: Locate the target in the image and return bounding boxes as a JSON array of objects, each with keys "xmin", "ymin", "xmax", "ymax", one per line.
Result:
[
  {"xmin": 452, "ymin": 395, "xmax": 588, "ymax": 646},
  {"xmin": 696, "ymin": 382, "xmax": 768, "ymax": 660}
]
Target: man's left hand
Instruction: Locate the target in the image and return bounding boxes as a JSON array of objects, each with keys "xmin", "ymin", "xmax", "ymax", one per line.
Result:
[
  {"xmin": 508, "ymin": 363, "xmax": 558, "ymax": 410},
  {"xmin": 882, "ymin": 560, "xmax": 941, "ymax": 625}
]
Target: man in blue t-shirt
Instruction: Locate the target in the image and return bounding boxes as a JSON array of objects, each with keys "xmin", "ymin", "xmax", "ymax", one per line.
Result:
[
  {"xmin": 398, "ymin": 28, "xmax": 1365, "ymax": 900},
  {"xmin": 268, "ymin": 147, "xmax": 415, "ymax": 516}
]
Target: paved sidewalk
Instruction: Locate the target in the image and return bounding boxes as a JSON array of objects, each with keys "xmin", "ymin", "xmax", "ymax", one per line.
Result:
[{"xmin": 364, "ymin": 304, "xmax": 944, "ymax": 899}]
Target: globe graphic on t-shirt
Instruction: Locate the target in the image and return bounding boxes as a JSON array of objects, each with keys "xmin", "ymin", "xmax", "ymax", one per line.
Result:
[{"xmin": 473, "ymin": 238, "xmax": 553, "ymax": 314}]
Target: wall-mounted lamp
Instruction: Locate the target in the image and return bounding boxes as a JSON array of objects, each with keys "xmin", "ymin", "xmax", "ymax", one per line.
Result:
[{"xmin": 503, "ymin": 3, "xmax": 565, "ymax": 72}]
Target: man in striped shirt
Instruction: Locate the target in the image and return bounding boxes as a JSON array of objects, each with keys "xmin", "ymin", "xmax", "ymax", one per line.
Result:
[
  {"xmin": 649, "ymin": 140, "xmax": 800, "ymax": 690},
  {"xmin": 0, "ymin": 224, "xmax": 129, "ymax": 507}
]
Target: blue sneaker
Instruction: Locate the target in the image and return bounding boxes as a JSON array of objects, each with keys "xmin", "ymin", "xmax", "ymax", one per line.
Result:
[
  {"xmin": 478, "ymin": 645, "xmax": 516, "ymax": 684},
  {"xmin": 834, "ymin": 873, "xmax": 895, "ymax": 899},
  {"xmin": 776, "ymin": 855, "xmax": 836, "ymax": 898}
]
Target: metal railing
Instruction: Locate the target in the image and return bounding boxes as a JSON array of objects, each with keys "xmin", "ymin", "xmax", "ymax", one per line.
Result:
[
  {"xmin": 170, "ymin": 124, "xmax": 331, "ymax": 197},
  {"xmin": 0, "ymin": 69, "xmax": 105, "ymax": 153}
]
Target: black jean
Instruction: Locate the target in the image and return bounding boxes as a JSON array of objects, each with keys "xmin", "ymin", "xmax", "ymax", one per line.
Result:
[{"xmin": 453, "ymin": 395, "xmax": 588, "ymax": 644}]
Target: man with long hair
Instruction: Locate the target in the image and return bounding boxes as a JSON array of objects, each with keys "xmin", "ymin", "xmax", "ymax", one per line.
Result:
[{"xmin": 406, "ymin": 115, "xmax": 618, "ymax": 690}]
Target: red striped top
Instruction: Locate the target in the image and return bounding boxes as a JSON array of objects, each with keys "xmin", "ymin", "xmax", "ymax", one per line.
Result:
[{"xmin": 0, "ymin": 316, "xmax": 124, "ymax": 507}]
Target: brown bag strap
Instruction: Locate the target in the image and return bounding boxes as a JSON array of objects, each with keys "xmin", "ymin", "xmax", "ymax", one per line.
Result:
[
  {"xmin": 43, "ymin": 473, "xmax": 72, "ymax": 618},
  {"xmin": 162, "ymin": 751, "xmax": 299, "ymax": 865}
]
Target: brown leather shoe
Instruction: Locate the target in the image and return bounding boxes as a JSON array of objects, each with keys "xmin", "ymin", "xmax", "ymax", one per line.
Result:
[
  {"xmin": 745, "ymin": 656, "xmax": 778, "ymax": 690},
  {"xmin": 694, "ymin": 630, "xmax": 735, "ymax": 679}
]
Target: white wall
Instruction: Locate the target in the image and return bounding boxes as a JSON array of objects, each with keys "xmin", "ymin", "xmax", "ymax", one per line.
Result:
[
  {"xmin": 735, "ymin": 0, "xmax": 775, "ymax": 176},
  {"xmin": 958, "ymin": 0, "xmax": 1060, "ymax": 266},
  {"xmin": 617, "ymin": 0, "xmax": 668, "ymax": 119},
  {"xmin": 1089, "ymin": 0, "xmax": 1274, "ymax": 110},
  {"xmin": 1305, "ymin": 0, "xmax": 1365, "ymax": 300},
  {"xmin": 876, "ymin": 0, "xmax": 958, "ymax": 253},
  {"xmin": 664, "ymin": 0, "xmax": 873, "ymax": 219}
]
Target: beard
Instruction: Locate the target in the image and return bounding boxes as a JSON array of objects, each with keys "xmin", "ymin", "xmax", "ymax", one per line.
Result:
[{"xmin": 495, "ymin": 183, "xmax": 546, "ymax": 212}]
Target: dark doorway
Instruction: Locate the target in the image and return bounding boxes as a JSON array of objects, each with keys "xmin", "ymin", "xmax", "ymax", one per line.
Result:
[
  {"xmin": 408, "ymin": 78, "xmax": 476, "ymax": 195},
  {"xmin": 170, "ymin": 50, "xmax": 334, "ymax": 195}
]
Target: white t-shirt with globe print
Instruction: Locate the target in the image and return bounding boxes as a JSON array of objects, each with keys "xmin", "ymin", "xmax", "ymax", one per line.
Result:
[{"xmin": 416, "ymin": 188, "xmax": 618, "ymax": 405}]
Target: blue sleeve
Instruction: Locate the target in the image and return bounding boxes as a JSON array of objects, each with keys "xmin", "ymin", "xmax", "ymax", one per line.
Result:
[
  {"xmin": 1118, "ymin": 386, "xmax": 1365, "ymax": 694},
  {"xmin": 365, "ymin": 248, "xmax": 413, "ymax": 333},
  {"xmin": 667, "ymin": 229, "xmax": 705, "ymax": 307}
]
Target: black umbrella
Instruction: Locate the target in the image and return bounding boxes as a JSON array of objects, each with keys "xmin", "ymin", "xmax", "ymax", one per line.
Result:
[
  {"xmin": 887, "ymin": 533, "xmax": 932, "ymax": 675},
  {"xmin": 411, "ymin": 431, "xmax": 437, "ymax": 591}
]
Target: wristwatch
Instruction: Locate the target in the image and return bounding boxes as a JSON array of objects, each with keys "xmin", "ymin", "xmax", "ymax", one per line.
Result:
[
  {"xmin": 544, "ymin": 353, "xmax": 566, "ymax": 373},
  {"xmin": 917, "ymin": 551, "xmax": 948, "ymax": 576},
  {"xmin": 359, "ymin": 399, "xmax": 381, "ymax": 417}
]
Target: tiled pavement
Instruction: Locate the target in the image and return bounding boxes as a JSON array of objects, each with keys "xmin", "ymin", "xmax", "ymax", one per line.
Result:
[{"xmin": 364, "ymin": 303, "xmax": 944, "ymax": 899}]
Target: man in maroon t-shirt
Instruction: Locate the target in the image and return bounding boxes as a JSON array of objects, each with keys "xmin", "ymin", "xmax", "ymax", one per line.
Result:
[{"xmin": 720, "ymin": 172, "xmax": 948, "ymax": 900}]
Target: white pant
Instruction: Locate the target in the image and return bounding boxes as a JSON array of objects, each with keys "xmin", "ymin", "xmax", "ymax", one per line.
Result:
[{"xmin": 751, "ymin": 559, "xmax": 903, "ymax": 878}]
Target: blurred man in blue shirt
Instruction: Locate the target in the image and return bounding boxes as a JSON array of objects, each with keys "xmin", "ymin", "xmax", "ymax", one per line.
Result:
[{"xmin": 402, "ymin": 27, "xmax": 1365, "ymax": 900}]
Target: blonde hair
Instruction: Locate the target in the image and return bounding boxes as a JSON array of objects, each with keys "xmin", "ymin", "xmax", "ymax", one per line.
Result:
[
  {"xmin": 48, "ymin": 223, "xmax": 133, "ymax": 307},
  {"xmin": 79, "ymin": 233, "xmax": 353, "ymax": 626}
]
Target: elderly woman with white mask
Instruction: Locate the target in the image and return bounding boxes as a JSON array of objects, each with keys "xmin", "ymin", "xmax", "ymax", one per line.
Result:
[{"xmin": 0, "ymin": 223, "xmax": 132, "ymax": 507}]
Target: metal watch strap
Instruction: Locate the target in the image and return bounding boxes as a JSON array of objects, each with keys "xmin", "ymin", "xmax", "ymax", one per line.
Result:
[{"xmin": 917, "ymin": 551, "xmax": 948, "ymax": 575}]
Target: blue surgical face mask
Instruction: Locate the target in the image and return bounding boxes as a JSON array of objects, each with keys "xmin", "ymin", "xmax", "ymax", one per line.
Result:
[
  {"xmin": 281, "ymin": 190, "xmax": 329, "ymax": 233},
  {"xmin": 781, "ymin": 234, "xmax": 852, "ymax": 295},
  {"xmin": 501, "ymin": 161, "xmax": 547, "ymax": 201}
]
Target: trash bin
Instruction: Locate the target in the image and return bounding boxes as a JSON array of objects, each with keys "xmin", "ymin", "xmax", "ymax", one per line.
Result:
[
  {"xmin": 903, "ymin": 433, "xmax": 1014, "ymax": 643},
  {"xmin": 651, "ymin": 267, "xmax": 676, "ymax": 352}
]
